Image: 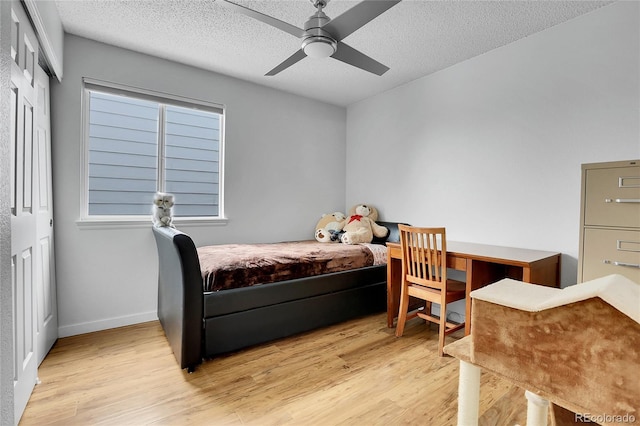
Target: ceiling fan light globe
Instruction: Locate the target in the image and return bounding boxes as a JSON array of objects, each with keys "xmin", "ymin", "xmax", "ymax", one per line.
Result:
[{"xmin": 302, "ymin": 38, "xmax": 336, "ymax": 58}]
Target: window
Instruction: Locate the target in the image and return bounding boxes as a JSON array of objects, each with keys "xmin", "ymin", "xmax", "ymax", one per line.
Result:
[{"xmin": 82, "ymin": 80, "xmax": 224, "ymax": 221}]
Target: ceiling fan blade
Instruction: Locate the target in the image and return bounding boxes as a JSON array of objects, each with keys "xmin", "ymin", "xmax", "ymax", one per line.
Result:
[
  {"xmin": 265, "ymin": 49, "xmax": 307, "ymax": 76},
  {"xmin": 322, "ymin": 0, "xmax": 401, "ymax": 41},
  {"xmin": 219, "ymin": 0, "xmax": 306, "ymax": 38},
  {"xmin": 331, "ymin": 42, "xmax": 389, "ymax": 76}
]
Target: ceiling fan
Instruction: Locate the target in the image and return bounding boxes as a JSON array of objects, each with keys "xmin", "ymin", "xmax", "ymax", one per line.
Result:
[{"xmin": 219, "ymin": 0, "xmax": 401, "ymax": 76}]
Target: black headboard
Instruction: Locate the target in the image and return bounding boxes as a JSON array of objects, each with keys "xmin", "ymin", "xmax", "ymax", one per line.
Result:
[
  {"xmin": 152, "ymin": 226, "xmax": 203, "ymax": 370},
  {"xmin": 373, "ymin": 221, "xmax": 409, "ymax": 245}
]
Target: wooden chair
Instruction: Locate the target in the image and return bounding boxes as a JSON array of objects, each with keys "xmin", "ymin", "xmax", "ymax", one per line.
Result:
[{"xmin": 395, "ymin": 224, "xmax": 466, "ymax": 356}]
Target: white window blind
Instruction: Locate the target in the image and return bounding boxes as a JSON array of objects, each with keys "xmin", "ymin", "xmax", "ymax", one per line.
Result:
[
  {"xmin": 88, "ymin": 92, "xmax": 158, "ymax": 215},
  {"xmin": 85, "ymin": 83, "xmax": 223, "ymax": 218},
  {"xmin": 164, "ymin": 105, "xmax": 220, "ymax": 216}
]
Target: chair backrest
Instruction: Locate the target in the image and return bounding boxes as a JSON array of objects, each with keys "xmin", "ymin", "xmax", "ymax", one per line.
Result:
[{"xmin": 398, "ymin": 224, "xmax": 448, "ymax": 290}]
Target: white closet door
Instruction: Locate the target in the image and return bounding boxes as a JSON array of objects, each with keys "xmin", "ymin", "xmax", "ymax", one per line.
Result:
[
  {"xmin": 34, "ymin": 64, "xmax": 58, "ymax": 365},
  {"xmin": 10, "ymin": 1, "xmax": 56, "ymax": 423}
]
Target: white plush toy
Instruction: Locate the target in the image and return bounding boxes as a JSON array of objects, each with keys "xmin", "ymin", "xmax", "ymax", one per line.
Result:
[
  {"xmin": 340, "ymin": 204, "xmax": 388, "ymax": 245},
  {"xmin": 314, "ymin": 212, "xmax": 347, "ymax": 242},
  {"xmin": 152, "ymin": 192, "xmax": 175, "ymax": 227}
]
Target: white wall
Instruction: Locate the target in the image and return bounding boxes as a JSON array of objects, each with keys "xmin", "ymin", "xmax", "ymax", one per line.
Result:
[
  {"xmin": 346, "ymin": 1, "xmax": 639, "ymax": 288},
  {"xmin": 52, "ymin": 35, "xmax": 347, "ymax": 336}
]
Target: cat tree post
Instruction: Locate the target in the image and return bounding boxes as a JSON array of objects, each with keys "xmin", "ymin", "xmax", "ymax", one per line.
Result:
[
  {"xmin": 457, "ymin": 360, "xmax": 481, "ymax": 426},
  {"xmin": 525, "ymin": 391, "xmax": 549, "ymax": 426}
]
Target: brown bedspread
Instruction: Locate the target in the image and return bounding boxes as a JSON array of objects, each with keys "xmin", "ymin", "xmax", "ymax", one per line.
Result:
[{"xmin": 197, "ymin": 241, "xmax": 385, "ymax": 292}]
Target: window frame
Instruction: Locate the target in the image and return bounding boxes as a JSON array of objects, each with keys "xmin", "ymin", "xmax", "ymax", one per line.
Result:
[{"xmin": 78, "ymin": 78, "xmax": 227, "ymax": 228}]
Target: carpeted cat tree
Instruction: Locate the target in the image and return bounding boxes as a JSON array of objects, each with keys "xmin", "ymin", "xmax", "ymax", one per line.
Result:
[{"xmin": 445, "ymin": 274, "xmax": 639, "ymax": 426}]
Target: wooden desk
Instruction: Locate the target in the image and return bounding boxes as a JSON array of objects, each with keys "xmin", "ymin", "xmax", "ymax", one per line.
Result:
[{"xmin": 386, "ymin": 241, "xmax": 561, "ymax": 335}]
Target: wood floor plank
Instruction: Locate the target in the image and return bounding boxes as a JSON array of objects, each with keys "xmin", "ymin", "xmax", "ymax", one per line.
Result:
[{"xmin": 20, "ymin": 314, "xmax": 528, "ymax": 425}]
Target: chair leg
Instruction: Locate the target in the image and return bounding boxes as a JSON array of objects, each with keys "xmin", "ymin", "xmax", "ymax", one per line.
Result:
[
  {"xmin": 395, "ymin": 284, "xmax": 410, "ymax": 337},
  {"xmin": 438, "ymin": 301, "xmax": 447, "ymax": 356}
]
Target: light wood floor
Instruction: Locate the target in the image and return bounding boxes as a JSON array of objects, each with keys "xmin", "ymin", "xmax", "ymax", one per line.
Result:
[{"xmin": 20, "ymin": 313, "xmax": 529, "ymax": 425}]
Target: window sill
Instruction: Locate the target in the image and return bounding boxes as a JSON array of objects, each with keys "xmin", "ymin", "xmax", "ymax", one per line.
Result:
[{"xmin": 76, "ymin": 216, "xmax": 229, "ymax": 230}]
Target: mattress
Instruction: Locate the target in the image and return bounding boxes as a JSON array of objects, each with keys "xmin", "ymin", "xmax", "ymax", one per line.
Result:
[{"xmin": 197, "ymin": 241, "xmax": 387, "ymax": 292}]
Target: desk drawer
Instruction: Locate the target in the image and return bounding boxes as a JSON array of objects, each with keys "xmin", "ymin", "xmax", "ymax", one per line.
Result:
[
  {"xmin": 584, "ymin": 166, "xmax": 640, "ymax": 228},
  {"xmin": 447, "ymin": 256, "xmax": 466, "ymax": 271},
  {"xmin": 582, "ymin": 228, "xmax": 640, "ymax": 284}
]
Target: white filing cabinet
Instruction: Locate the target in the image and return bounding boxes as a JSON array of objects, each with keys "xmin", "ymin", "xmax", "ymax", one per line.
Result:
[{"xmin": 578, "ymin": 159, "xmax": 640, "ymax": 284}]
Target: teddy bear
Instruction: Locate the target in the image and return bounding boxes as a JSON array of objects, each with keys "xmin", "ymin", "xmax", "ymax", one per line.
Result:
[
  {"xmin": 340, "ymin": 204, "xmax": 388, "ymax": 245},
  {"xmin": 152, "ymin": 192, "xmax": 175, "ymax": 228},
  {"xmin": 314, "ymin": 212, "xmax": 346, "ymax": 242}
]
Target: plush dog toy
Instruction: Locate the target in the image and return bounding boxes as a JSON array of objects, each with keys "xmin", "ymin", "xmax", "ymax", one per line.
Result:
[
  {"xmin": 152, "ymin": 192, "xmax": 175, "ymax": 228},
  {"xmin": 314, "ymin": 212, "xmax": 346, "ymax": 242},
  {"xmin": 341, "ymin": 204, "xmax": 388, "ymax": 245}
]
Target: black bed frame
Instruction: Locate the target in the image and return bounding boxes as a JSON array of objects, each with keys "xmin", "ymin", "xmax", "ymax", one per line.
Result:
[{"xmin": 152, "ymin": 222, "xmax": 403, "ymax": 372}]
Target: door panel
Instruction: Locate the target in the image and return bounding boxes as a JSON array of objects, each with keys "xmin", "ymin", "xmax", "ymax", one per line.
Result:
[
  {"xmin": 35, "ymin": 65, "xmax": 58, "ymax": 364},
  {"xmin": 10, "ymin": 62, "xmax": 38, "ymax": 423},
  {"xmin": 10, "ymin": 84, "xmax": 17, "ymax": 214},
  {"xmin": 10, "ymin": 2, "xmax": 47, "ymax": 423},
  {"xmin": 22, "ymin": 101, "xmax": 33, "ymax": 213}
]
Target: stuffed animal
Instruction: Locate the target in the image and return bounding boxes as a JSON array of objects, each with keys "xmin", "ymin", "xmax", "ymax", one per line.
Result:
[
  {"xmin": 340, "ymin": 204, "xmax": 388, "ymax": 245},
  {"xmin": 314, "ymin": 212, "xmax": 346, "ymax": 242},
  {"xmin": 152, "ymin": 192, "xmax": 175, "ymax": 228}
]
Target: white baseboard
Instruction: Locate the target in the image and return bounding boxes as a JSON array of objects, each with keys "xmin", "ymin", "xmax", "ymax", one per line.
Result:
[{"xmin": 58, "ymin": 310, "xmax": 158, "ymax": 338}]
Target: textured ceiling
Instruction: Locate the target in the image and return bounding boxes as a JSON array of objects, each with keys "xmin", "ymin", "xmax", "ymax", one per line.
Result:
[{"xmin": 54, "ymin": 0, "xmax": 612, "ymax": 107}]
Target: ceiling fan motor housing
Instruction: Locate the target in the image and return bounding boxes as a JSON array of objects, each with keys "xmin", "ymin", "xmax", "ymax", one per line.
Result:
[{"xmin": 302, "ymin": 9, "xmax": 337, "ymax": 57}]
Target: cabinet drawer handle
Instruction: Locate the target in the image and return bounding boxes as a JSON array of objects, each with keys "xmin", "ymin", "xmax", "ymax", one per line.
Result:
[
  {"xmin": 604, "ymin": 198, "xmax": 640, "ymax": 203},
  {"xmin": 603, "ymin": 260, "xmax": 640, "ymax": 269}
]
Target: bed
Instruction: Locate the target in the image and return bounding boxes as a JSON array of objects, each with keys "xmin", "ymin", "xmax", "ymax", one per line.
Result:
[{"xmin": 152, "ymin": 221, "xmax": 403, "ymax": 371}]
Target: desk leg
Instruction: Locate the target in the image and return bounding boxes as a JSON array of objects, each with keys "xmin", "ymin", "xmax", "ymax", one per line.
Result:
[
  {"xmin": 458, "ymin": 360, "xmax": 481, "ymax": 426},
  {"xmin": 464, "ymin": 260, "xmax": 473, "ymax": 336},
  {"xmin": 525, "ymin": 390, "xmax": 549, "ymax": 426},
  {"xmin": 387, "ymin": 256, "xmax": 402, "ymax": 328},
  {"xmin": 464, "ymin": 259, "xmax": 509, "ymax": 336},
  {"xmin": 525, "ymin": 254, "xmax": 562, "ymax": 288},
  {"xmin": 464, "ymin": 259, "xmax": 490, "ymax": 336}
]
